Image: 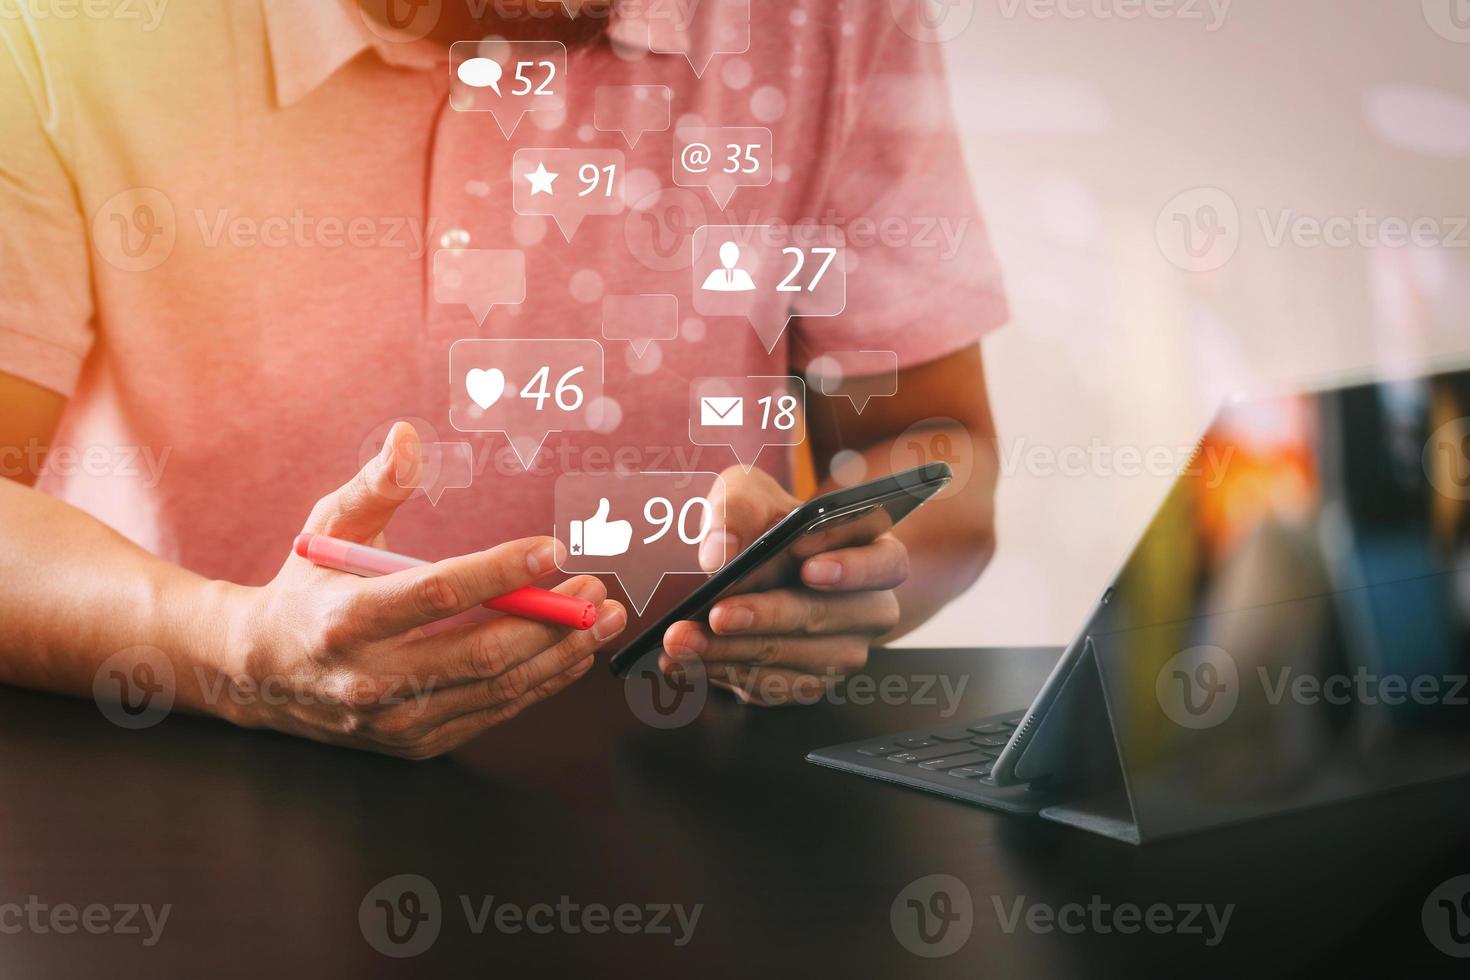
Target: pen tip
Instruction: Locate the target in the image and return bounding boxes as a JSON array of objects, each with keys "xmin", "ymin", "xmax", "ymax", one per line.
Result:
[{"xmin": 293, "ymin": 533, "xmax": 313, "ymax": 559}]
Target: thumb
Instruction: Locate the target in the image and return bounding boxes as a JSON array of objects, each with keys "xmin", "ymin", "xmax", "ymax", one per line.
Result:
[
  {"xmin": 591, "ymin": 497, "xmax": 612, "ymax": 522},
  {"xmin": 303, "ymin": 422, "xmax": 421, "ymax": 543}
]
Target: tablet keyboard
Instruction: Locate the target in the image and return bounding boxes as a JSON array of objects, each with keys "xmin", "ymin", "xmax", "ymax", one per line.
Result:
[{"xmin": 806, "ymin": 711, "xmax": 1052, "ymax": 815}]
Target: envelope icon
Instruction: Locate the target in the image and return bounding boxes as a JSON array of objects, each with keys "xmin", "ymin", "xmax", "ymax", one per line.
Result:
[{"xmin": 701, "ymin": 396, "xmax": 744, "ymax": 427}]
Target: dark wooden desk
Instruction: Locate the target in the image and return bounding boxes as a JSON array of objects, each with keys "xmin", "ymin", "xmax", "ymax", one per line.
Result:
[{"xmin": 1, "ymin": 647, "xmax": 1466, "ymax": 979}]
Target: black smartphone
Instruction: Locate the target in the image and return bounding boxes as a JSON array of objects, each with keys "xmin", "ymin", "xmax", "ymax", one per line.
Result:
[{"xmin": 608, "ymin": 462, "xmax": 954, "ymax": 676}]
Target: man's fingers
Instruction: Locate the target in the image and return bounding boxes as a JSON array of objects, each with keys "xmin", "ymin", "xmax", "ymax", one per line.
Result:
[
  {"xmin": 304, "ymin": 422, "xmax": 421, "ymax": 542},
  {"xmin": 345, "ymin": 536, "xmax": 568, "ymax": 637},
  {"xmin": 399, "ymin": 576, "xmax": 622, "ymax": 689},
  {"xmin": 705, "ymin": 589, "xmax": 900, "ymax": 637},
  {"xmin": 697, "ymin": 466, "xmax": 793, "ymax": 572},
  {"xmin": 413, "ymin": 598, "xmax": 624, "ymax": 722},
  {"xmin": 399, "ymin": 654, "xmax": 598, "ymax": 759},
  {"xmin": 661, "ymin": 622, "xmax": 871, "ymax": 674},
  {"xmin": 799, "ymin": 534, "xmax": 910, "ymax": 592}
]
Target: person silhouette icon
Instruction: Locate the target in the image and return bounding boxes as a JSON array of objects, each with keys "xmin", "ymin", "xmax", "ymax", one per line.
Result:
[{"xmin": 700, "ymin": 241, "xmax": 757, "ymax": 292}]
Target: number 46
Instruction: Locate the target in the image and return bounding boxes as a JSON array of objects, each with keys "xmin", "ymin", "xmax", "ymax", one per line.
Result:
[
  {"xmin": 520, "ymin": 366, "xmax": 585, "ymax": 411},
  {"xmin": 776, "ymin": 246, "xmax": 838, "ymax": 293}
]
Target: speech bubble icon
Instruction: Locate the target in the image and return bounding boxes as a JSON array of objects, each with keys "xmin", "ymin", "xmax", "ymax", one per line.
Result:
[
  {"xmin": 594, "ymin": 85, "xmax": 672, "ymax": 148},
  {"xmin": 433, "ymin": 249, "xmax": 526, "ymax": 326},
  {"xmin": 449, "ymin": 339, "xmax": 605, "ymax": 469},
  {"xmin": 555, "ymin": 471, "xmax": 725, "ymax": 615},
  {"xmin": 643, "ymin": 0, "xmax": 750, "ymax": 77},
  {"xmin": 809, "ymin": 350, "xmax": 900, "ymax": 414},
  {"xmin": 448, "ymin": 40, "xmax": 568, "ymax": 137},
  {"xmin": 513, "ymin": 148, "xmax": 626, "ymax": 241},
  {"xmin": 673, "ymin": 126, "xmax": 773, "ymax": 208},
  {"xmin": 689, "ymin": 376, "xmax": 806, "ymax": 471},
  {"xmin": 691, "ymin": 224, "xmax": 847, "ymax": 352},
  {"xmin": 602, "ymin": 294, "xmax": 678, "ymax": 357},
  {"xmin": 395, "ymin": 441, "xmax": 474, "ymax": 506},
  {"xmin": 456, "ymin": 56, "xmax": 502, "ymax": 94}
]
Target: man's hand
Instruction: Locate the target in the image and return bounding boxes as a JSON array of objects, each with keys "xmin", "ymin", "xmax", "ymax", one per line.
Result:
[
  {"xmin": 659, "ymin": 467, "xmax": 908, "ymax": 706},
  {"xmin": 211, "ymin": 423, "xmax": 627, "ymax": 758}
]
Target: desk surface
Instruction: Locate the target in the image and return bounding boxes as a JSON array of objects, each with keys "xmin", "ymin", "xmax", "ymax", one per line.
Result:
[{"xmin": 1, "ymin": 647, "xmax": 1466, "ymax": 979}]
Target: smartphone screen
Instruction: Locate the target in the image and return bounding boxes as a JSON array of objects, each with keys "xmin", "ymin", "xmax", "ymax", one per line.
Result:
[{"xmin": 608, "ymin": 463, "xmax": 952, "ymax": 675}]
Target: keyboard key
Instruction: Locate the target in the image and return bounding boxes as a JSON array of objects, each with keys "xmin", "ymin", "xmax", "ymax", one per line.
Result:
[
  {"xmin": 896, "ymin": 737, "xmax": 935, "ymax": 749},
  {"xmin": 1001, "ymin": 719, "xmax": 1020, "ymax": 728},
  {"xmin": 856, "ymin": 744, "xmax": 901, "ymax": 757},
  {"xmin": 918, "ymin": 751, "xmax": 992, "ymax": 771},
  {"xmin": 927, "ymin": 728, "xmax": 975, "ymax": 742},
  {"xmin": 949, "ymin": 765, "xmax": 993, "ymax": 779},
  {"xmin": 971, "ymin": 734, "xmax": 1010, "ymax": 747},
  {"xmin": 967, "ymin": 723, "xmax": 1009, "ymax": 735},
  {"xmin": 888, "ymin": 743, "xmax": 966, "ymax": 764}
]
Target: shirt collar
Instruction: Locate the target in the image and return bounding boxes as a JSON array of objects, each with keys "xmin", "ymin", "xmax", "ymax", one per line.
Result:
[{"xmin": 262, "ymin": 0, "xmax": 445, "ymax": 108}]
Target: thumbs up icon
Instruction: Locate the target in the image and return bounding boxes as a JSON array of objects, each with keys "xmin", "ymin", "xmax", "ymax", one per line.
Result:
[{"xmin": 569, "ymin": 498, "xmax": 633, "ymax": 557}]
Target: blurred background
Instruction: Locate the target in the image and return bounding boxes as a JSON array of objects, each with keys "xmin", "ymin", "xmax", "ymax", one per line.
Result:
[{"xmin": 897, "ymin": 0, "xmax": 1470, "ymax": 648}]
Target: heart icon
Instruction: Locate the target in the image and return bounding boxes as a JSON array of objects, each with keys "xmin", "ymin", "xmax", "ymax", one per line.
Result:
[{"xmin": 466, "ymin": 368, "xmax": 506, "ymax": 410}]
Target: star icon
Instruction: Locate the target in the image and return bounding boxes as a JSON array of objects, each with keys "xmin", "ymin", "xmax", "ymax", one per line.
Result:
[{"xmin": 524, "ymin": 162, "xmax": 559, "ymax": 196}]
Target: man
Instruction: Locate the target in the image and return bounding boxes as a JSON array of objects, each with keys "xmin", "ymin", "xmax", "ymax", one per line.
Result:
[{"xmin": 0, "ymin": 0, "xmax": 1005, "ymax": 757}]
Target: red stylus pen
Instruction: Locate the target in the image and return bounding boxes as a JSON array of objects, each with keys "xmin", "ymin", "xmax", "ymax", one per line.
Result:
[{"xmin": 293, "ymin": 533, "xmax": 596, "ymax": 630}]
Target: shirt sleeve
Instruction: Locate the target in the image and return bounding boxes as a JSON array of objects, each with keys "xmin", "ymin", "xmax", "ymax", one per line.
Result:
[
  {"xmin": 790, "ymin": 5, "xmax": 1009, "ymax": 372},
  {"xmin": 0, "ymin": 18, "xmax": 95, "ymax": 397}
]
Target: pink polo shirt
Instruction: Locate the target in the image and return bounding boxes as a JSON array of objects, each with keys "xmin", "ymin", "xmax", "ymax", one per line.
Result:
[{"xmin": 0, "ymin": 0, "xmax": 1006, "ymax": 591}]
